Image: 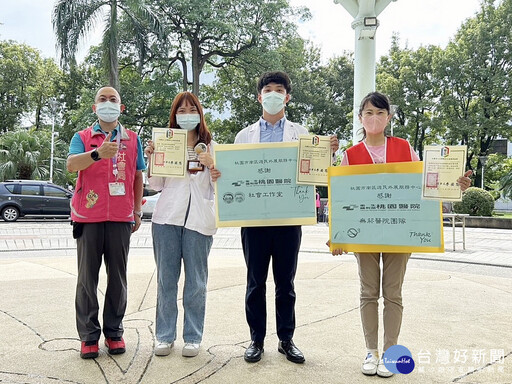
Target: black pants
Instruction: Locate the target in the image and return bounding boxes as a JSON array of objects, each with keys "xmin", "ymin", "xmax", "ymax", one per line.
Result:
[
  {"xmin": 241, "ymin": 226, "xmax": 302, "ymax": 343},
  {"xmin": 75, "ymin": 222, "xmax": 132, "ymax": 341}
]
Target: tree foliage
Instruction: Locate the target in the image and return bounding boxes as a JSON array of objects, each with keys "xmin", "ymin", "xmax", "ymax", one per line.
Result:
[
  {"xmin": 0, "ymin": 129, "xmax": 67, "ymax": 182},
  {"xmin": 376, "ymin": 0, "xmax": 512, "ymax": 188},
  {"xmin": 142, "ymin": 0, "xmax": 309, "ymax": 95},
  {"xmin": 435, "ymin": 0, "xmax": 512, "ymax": 186},
  {"xmin": 31, "ymin": 58, "xmax": 62, "ymax": 131},
  {"xmin": 1, "ymin": 0, "xmax": 511, "ymax": 193},
  {"xmin": 53, "ymin": 0, "xmax": 162, "ymax": 90},
  {"xmin": 501, "ymin": 171, "xmax": 512, "ymax": 200},
  {"xmin": 475, "ymin": 153, "xmax": 512, "ymax": 192},
  {"xmin": 0, "ymin": 41, "xmax": 62, "ymax": 132},
  {"xmin": 378, "ymin": 37, "xmax": 443, "ymax": 159},
  {"xmin": 452, "ymin": 187, "xmax": 495, "ymax": 216},
  {"xmin": 205, "ymin": 36, "xmax": 353, "ymax": 143},
  {"xmin": 64, "ymin": 46, "xmax": 183, "ymax": 147},
  {"xmin": 0, "ymin": 41, "xmax": 40, "ymax": 132}
]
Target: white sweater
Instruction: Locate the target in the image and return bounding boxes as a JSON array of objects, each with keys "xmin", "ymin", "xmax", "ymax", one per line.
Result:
[{"xmin": 148, "ymin": 142, "xmax": 217, "ymax": 236}]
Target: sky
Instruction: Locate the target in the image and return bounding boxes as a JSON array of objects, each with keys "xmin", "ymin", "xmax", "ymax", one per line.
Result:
[{"xmin": 0, "ymin": 0, "xmax": 483, "ymax": 64}]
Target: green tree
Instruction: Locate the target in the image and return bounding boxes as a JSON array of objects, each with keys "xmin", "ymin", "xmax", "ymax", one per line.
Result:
[
  {"xmin": 476, "ymin": 153, "xmax": 512, "ymax": 192},
  {"xmin": 55, "ymin": 45, "xmax": 183, "ymax": 148},
  {"xmin": 378, "ymin": 38, "xmax": 444, "ymax": 159},
  {"xmin": 118, "ymin": 62, "xmax": 183, "ymax": 144},
  {"xmin": 203, "ymin": 38, "xmax": 295, "ymax": 143},
  {"xmin": 56, "ymin": 63, "xmax": 92, "ymax": 144},
  {"xmin": 277, "ymin": 41, "xmax": 353, "ymax": 140},
  {"xmin": 146, "ymin": 0, "xmax": 308, "ymax": 95},
  {"xmin": 501, "ymin": 171, "xmax": 512, "ymax": 200},
  {"xmin": 0, "ymin": 41, "xmax": 40, "ymax": 131},
  {"xmin": 305, "ymin": 54, "xmax": 353, "ymax": 140},
  {"xmin": 0, "ymin": 129, "xmax": 67, "ymax": 182},
  {"xmin": 205, "ymin": 36, "xmax": 352, "ymax": 143},
  {"xmin": 31, "ymin": 58, "xmax": 62, "ymax": 130},
  {"xmin": 54, "ymin": 46, "xmax": 105, "ymax": 144},
  {"xmin": 53, "ymin": 0, "xmax": 161, "ymax": 90},
  {"xmin": 481, "ymin": 154, "xmax": 512, "ymax": 199},
  {"xmin": 453, "ymin": 187, "xmax": 495, "ymax": 216},
  {"xmin": 436, "ymin": 0, "xmax": 512, "ymax": 186}
]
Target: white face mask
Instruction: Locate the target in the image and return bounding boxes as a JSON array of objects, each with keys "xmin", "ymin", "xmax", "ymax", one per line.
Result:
[
  {"xmin": 362, "ymin": 115, "xmax": 388, "ymax": 135},
  {"xmin": 95, "ymin": 101, "xmax": 121, "ymax": 123},
  {"xmin": 176, "ymin": 114, "xmax": 200, "ymax": 130},
  {"xmin": 262, "ymin": 91, "xmax": 286, "ymax": 115}
]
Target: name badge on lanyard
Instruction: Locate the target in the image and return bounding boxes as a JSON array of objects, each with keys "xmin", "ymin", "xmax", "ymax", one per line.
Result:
[
  {"xmin": 109, "ymin": 130, "xmax": 126, "ymax": 196},
  {"xmin": 109, "ymin": 182, "xmax": 126, "ymax": 196}
]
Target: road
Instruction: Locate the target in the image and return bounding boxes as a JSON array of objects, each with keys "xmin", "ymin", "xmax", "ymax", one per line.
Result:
[{"xmin": 1, "ymin": 220, "xmax": 512, "ymax": 277}]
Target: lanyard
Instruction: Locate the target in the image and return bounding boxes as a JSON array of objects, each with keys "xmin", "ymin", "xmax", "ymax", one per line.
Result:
[{"xmin": 111, "ymin": 130, "xmax": 121, "ymax": 179}]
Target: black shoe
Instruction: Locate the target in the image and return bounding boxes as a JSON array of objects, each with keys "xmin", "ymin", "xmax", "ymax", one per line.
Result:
[
  {"xmin": 244, "ymin": 341, "xmax": 264, "ymax": 363},
  {"xmin": 278, "ymin": 340, "xmax": 305, "ymax": 364}
]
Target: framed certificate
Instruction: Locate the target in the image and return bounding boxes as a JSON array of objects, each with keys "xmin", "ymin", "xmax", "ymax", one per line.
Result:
[
  {"xmin": 214, "ymin": 142, "xmax": 317, "ymax": 227},
  {"xmin": 296, "ymin": 134, "xmax": 332, "ymax": 186},
  {"xmin": 150, "ymin": 128, "xmax": 187, "ymax": 178},
  {"xmin": 422, "ymin": 145, "xmax": 467, "ymax": 201},
  {"xmin": 329, "ymin": 161, "xmax": 444, "ymax": 253}
]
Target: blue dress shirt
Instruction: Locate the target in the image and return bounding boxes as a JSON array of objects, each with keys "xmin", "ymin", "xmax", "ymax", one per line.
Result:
[{"xmin": 259, "ymin": 117, "xmax": 286, "ymax": 143}]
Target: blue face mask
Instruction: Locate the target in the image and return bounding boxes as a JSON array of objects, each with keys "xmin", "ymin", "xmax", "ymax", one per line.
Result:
[
  {"xmin": 95, "ymin": 101, "xmax": 121, "ymax": 123},
  {"xmin": 176, "ymin": 114, "xmax": 201, "ymax": 130},
  {"xmin": 262, "ymin": 91, "xmax": 286, "ymax": 115}
]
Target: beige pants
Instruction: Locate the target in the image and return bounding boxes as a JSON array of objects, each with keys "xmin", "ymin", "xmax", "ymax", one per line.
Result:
[{"xmin": 355, "ymin": 252, "xmax": 410, "ymax": 352}]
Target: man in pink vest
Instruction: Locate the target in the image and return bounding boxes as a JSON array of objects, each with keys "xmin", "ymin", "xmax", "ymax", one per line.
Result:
[{"xmin": 67, "ymin": 86, "xmax": 145, "ymax": 359}]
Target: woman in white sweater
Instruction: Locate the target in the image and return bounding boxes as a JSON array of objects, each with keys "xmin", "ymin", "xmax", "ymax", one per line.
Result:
[{"xmin": 145, "ymin": 92, "xmax": 217, "ymax": 358}]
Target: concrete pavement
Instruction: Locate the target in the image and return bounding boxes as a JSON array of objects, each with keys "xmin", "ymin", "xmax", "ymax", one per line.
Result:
[{"xmin": 0, "ymin": 221, "xmax": 511, "ymax": 383}]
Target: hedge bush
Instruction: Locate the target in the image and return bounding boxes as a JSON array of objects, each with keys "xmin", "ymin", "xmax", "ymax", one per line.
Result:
[{"xmin": 452, "ymin": 187, "xmax": 494, "ymax": 216}]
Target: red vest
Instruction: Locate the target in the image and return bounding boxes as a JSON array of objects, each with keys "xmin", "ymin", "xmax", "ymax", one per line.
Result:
[
  {"xmin": 346, "ymin": 137, "xmax": 412, "ymax": 165},
  {"xmin": 71, "ymin": 125, "xmax": 138, "ymax": 223}
]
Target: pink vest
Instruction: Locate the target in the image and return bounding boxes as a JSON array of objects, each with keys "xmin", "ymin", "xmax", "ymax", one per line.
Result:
[{"xmin": 71, "ymin": 125, "xmax": 138, "ymax": 223}]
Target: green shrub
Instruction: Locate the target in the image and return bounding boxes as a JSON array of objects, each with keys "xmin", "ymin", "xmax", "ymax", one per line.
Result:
[{"xmin": 452, "ymin": 187, "xmax": 495, "ymax": 216}]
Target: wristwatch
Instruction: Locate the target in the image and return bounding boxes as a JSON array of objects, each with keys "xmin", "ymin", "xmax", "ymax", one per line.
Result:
[
  {"xmin": 134, "ymin": 210, "xmax": 143, "ymax": 219},
  {"xmin": 90, "ymin": 149, "xmax": 101, "ymax": 161}
]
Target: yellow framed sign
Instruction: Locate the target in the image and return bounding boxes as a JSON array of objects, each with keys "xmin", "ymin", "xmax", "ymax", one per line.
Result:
[{"xmin": 328, "ymin": 161, "xmax": 444, "ymax": 253}]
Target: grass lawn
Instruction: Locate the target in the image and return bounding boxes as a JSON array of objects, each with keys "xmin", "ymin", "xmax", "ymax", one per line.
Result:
[{"xmin": 493, "ymin": 212, "xmax": 512, "ymax": 218}]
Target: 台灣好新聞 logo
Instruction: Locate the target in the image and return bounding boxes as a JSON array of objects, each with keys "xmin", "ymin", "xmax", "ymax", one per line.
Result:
[{"xmin": 383, "ymin": 345, "xmax": 415, "ymax": 374}]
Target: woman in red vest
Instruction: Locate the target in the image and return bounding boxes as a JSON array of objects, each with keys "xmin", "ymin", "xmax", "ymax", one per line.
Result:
[{"xmin": 334, "ymin": 92, "xmax": 472, "ymax": 377}]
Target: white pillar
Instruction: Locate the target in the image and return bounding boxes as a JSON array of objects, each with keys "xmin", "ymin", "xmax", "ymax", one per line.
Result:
[{"xmin": 334, "ymin": 0, "xmax": 397, "ymax": 143}]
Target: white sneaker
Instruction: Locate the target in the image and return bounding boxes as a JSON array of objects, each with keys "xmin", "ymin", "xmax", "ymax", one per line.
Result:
[
  {"xmin": 377, "ymin": 358, "xmax": 394, "ymax": 378},
  {"xmin": 154, "ymin": 341, "xmax": 174, "ymax": 356},
  {"xmin": 182, "ymin": 343, "xmax": 200, "ymax": 357},
  {"xmin": 361, "ymin": 353, "xmax": 378, "ymax": 375}
]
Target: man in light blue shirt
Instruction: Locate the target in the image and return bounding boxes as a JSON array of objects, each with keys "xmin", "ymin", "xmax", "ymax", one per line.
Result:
[
  {"xmin": 233, "ymin": 71, "xmax": 339, "ymax": 365},
  {"xmin": 259, "ymin": 116, "xmax": 285, "ymax": 143}
]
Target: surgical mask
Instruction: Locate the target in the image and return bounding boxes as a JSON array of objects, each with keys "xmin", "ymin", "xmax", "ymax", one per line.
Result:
[
  {"xmin": 362, "ymin": 115, "xmax": 388, "ymax": 135},
  {"xmin": 176, "ymin": 114, "xmax": 201, "ymax": 131},
  {"xmin": 262, "ymin": 91, "xmax": 286, "ymax": 115},
  {"xmin": 95, "ymin": 101, "xmax": 121, "ymax": 123}
]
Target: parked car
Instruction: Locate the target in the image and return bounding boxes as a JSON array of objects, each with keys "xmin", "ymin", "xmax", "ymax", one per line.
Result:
[
  {"xmin": 141, "ymin": 192, "xmax": 161, "ymax": 219},
  {"xmin": 0, "ymin": 180, "xmax": 73, "ymax": 222}
]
